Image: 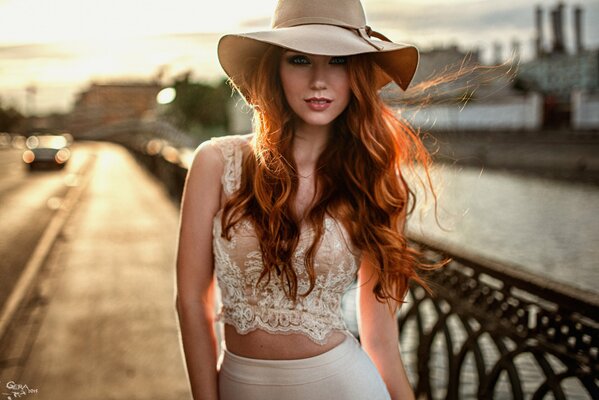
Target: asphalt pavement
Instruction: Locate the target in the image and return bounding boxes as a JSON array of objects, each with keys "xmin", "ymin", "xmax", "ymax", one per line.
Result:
[{"xmin": 0, "ymin": 141, "xmax": 192, "ymax": 400}]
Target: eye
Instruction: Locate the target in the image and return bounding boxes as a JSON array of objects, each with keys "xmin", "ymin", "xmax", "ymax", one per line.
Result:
[
  {"xmin": 287, "ymin": 54, "xmax": 310, "ymax": 65},
  {"xmin": 330, "ymin": 56, "xmax": 347, "ymax": 65}
]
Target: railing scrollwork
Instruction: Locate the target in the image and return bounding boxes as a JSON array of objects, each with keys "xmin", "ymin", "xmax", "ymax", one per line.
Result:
[{"xmin": 400, "ymin": 234, "xmax": 599, "ymax": 399}]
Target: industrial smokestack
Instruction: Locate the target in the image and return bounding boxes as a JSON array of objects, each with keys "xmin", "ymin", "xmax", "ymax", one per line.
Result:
[
  {"xmin": 574, "ymin": 6, "xmax": 583, "ymax": 54},
  {"xmin": 551, "ymin": 2, "xmax": 566, "ymax": 53},
  {"xmin": 493, "ymin": 41, "xmax": 503, "ymax": 65},
  {"xmin": 535, "ymin": 5, "xmax": 544, "ymax": 57}
]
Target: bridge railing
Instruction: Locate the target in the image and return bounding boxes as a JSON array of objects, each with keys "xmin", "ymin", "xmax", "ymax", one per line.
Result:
[
  {"xmin": 401, "ymin": 233, "xmax": 599, "ymax": 400},
  {"xmin": 121, "ymin": 136, "xmax": 598, "ymax": 400}
]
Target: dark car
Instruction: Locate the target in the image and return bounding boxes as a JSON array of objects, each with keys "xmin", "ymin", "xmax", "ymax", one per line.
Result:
[{"xmin": 22, "ymin": 133, "xmax": 72, "ymax": 170}]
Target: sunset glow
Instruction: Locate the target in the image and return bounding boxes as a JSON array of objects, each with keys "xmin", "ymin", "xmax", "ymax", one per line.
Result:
[{"xmin": 0, "ymin": 0, "xmax": 278, "ymax": 44}]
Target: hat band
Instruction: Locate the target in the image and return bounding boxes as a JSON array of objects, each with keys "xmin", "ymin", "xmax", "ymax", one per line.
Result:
[
  {"xmin": 275, "ymin": 16, "xmax": 391, "ymax": 52},
  {"xmin": 273, "ymin": 16, "xmax": 360, "ymax": 30},
  {"xmin": 358, "ymin": 26, "xmax": 392, "ymax": 51}
]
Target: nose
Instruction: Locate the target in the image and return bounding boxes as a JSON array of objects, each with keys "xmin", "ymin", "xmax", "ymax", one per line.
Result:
[{"xmin": 310, "ymin": 63, "xmax": 327, "ymax": 90}]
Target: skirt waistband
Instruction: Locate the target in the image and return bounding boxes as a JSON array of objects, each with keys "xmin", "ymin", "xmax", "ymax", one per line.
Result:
[{"xmin": 219, "ymin": 330, "xmax": 361, "ymax": 385}]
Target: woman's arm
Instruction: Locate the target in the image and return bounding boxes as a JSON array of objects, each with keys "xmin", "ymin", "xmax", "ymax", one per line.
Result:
[
  {"xmin": 356, "ymin": 257, "xmax": 415, "ymax": 400},
  {"xmin": 175, "ymin": 140, "xmax": 224, "ymax": 400}
]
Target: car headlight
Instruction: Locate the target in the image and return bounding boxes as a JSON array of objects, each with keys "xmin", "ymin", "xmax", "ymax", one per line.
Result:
[
  {"xmin": 22, "ymin": 150, "xmax": 35, "ymax": 163},
  {"xmin": 55, "ymin": 148, "xmax": 71, "ymax": 164}
]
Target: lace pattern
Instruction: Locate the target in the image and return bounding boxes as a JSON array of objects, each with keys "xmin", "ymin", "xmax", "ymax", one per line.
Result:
[
  {"xmin": 210, "ymin": 134, "xmax": 361, "ymax": 345},
  {"xmin": 211, "ymin": 134, "xmax": 245, "ymax": 196}
]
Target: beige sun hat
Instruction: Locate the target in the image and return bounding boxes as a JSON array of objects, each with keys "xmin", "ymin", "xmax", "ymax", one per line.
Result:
[{"xmin": 217, "ymin": 0, "xmax": 419, "ymax": 98}]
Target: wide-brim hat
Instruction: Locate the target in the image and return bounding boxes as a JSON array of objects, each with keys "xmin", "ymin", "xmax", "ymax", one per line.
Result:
[{"xmin": 217, "ymin": 0, "xmax": 419, "ymax": 100}]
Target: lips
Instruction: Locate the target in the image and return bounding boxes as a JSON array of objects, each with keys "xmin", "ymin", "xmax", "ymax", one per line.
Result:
[{"xmin": 304, "ymin": 97, "xmax": 332, "ymax": 111}]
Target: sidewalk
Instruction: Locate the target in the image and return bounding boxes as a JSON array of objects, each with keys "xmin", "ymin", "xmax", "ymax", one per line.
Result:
[{"xmin": 0, "ymin": 142, "xmax": 192, "ymax": 399}]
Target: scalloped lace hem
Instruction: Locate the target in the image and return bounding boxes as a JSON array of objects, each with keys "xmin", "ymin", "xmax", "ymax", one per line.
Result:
[{"xmin": 217, "ymin": 315, "xmax": 348, "ymax": 345}]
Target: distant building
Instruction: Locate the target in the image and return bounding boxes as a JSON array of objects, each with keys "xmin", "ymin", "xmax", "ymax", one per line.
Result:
[
  {"xmin": 410, "ymin": 45, "xmax": 482, "ymax": 86},
  {"xmin": 517, "ymin": 3, "xmax": 599, "ymax": 129},
  {"xmin": 69, "ymin": 82, "xmax": 161, "ymax": 136},
  {"xmin": 518, "ymin": 50, "xmax": 599, "ymax": 100},
  {"xmin": 389, "ymin": 2, "xmax": 599, "ymax": 131},
  {"xmin": 572, "ymin": 91, "xmax": 599, "ymax": 130},
  {"xmin": 381, "ymin": 44, "xmax": 543, "ymax": 132},
  {"xmin": 383, "ymin": 44, "xmax": 514, "ymax": 102}
]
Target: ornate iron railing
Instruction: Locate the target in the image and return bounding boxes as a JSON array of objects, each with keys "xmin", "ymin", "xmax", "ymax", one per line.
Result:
[
  {"xmin": 399, "ymin": 233, "xmax": 599, "ymax": 400},
  {"xmin": 120, "ymin": 136, "xmax": 599, "ymax": 399}
]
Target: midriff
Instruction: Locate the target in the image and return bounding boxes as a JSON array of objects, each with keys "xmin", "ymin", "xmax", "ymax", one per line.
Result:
[{"xmin": 223, "ymin": 323, "xmax": 348, "ymax": 360}]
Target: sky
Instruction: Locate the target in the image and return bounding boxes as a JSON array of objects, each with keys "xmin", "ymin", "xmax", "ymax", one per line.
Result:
[{"xmin": 1, "ymin": 0, "xmax": 598, "ymax": 115}]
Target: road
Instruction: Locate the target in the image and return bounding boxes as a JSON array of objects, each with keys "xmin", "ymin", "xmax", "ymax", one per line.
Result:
[
  {"xmin": 0, "ymin": 145, "xmax": 87, "ymax": 311},
  {"xmin": 0, "ymin": 141, "xmax": 191, "ymax": 399}
]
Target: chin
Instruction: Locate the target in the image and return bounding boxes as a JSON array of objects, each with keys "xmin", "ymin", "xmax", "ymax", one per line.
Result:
[
  {"xmin": 295, "ymin": 111, "xmax": 342, "ymax": 128},
  {"xmin": 300, "ymin": 117, "xmax": 336, "ymax": 127}
]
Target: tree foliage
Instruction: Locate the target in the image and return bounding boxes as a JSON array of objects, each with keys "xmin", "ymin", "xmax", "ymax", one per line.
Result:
[
  {"xmin": 165, "ymin": 73, "xmax": 231, "ymax": 134},
  {"xmin": 0, "ymin": 99, "xmax": 24, "ymax": 132}
]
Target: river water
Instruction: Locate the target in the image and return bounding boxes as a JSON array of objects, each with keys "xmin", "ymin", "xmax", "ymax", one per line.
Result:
[{"xmin": 404, "ymin": 163, "xmax": 599, "ymax": 294}]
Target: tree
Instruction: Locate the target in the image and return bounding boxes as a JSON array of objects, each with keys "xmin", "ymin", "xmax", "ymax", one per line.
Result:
[
  {"xmin": 0, "ymin": 99, "xmax": 24, "ymax": 132},
  {"xmin": 164, "ymin": 73, "xmax": 231, "ymax": 139}
]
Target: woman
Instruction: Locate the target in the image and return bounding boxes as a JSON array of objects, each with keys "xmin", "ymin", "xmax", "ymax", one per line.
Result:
[{"xmin": 175, "ymin": 0, "xmax": 441, "ymax": 399}]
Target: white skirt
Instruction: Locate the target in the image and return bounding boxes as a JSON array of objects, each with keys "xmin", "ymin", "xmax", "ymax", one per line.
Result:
[{"xmin": 217, "ymin": 330, "xmax": 391, "ymax": 400}]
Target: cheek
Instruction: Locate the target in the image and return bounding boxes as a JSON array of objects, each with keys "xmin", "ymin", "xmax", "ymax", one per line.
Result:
[
  {"xmin": 333, "ymin": 71, "xmax": 351, "ymax": 107},
  {"xmin": 279, "ymin": 66, "xmax": 303, "ymax": 100}
]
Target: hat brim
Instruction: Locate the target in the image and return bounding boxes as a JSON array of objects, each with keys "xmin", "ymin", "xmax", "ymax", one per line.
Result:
[{"xmin": 217, "ymin": 24, "xmax": 418, "ymax": 96}]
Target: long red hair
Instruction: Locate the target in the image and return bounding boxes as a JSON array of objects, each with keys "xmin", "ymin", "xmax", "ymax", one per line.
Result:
[{"xmin": 221, "ymin": 45, "xmax": 445, "ymax": 309}]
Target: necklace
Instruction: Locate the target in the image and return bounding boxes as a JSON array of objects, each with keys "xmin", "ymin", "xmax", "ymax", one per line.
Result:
[
  {"xmin": 284, "ymin": 154, "xmax": 326, "ymax": 179},
  {"xmin": 295, "ymin": 164, "xmax": 325, "ymax": 179},
  {"xmin": 297, "ymin": 170, "xmax": 315, "ymax": 179}
]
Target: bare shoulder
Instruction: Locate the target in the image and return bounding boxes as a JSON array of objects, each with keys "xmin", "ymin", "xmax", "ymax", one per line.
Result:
[
  {"xmin": 182, "ymin": 139, "xmax": 225, "ymax": 214},
  {"xmin": 189, "ymin": 139, "xmax": 225, "ymax": 180}
]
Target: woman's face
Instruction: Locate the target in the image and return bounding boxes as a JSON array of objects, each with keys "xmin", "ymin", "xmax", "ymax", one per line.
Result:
[{"xmin": 279, "ymin": 50, "xmax": 351, "ymax": 130}]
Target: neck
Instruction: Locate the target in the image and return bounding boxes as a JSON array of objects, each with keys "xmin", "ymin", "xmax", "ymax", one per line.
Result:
[{"xmin": 291, "ymin": 122, "xmax": 331, "ymax": 168}]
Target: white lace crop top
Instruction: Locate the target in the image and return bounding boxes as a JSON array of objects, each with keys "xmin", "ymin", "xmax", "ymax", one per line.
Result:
[{"xmin": 211, "ymin": 134, "xmax": 362, "ymax": 345}]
